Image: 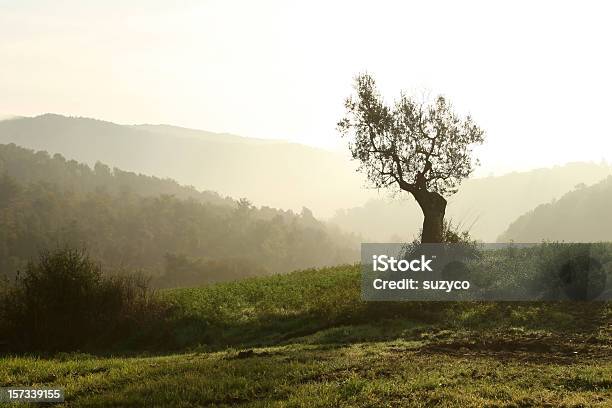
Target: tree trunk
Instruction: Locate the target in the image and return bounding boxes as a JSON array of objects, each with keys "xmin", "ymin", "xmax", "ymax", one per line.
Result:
[{"xmin": 414, "ymin": 190, "xmax": 447, "ymax": 243}]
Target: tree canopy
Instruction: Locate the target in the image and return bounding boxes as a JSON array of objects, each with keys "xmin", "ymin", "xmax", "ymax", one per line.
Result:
[{"xmin": 338, "ymin": 74, "xmax": 485, "ymax": 197}]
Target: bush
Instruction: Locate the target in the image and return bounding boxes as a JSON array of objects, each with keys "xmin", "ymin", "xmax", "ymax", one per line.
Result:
[
  {"xmin": 535, "ymin": 243, "xmax": 612, "ymax": 300},
  {"xmin": 0, "ymin": 247, "xmax": 169, "ymax": 352}
]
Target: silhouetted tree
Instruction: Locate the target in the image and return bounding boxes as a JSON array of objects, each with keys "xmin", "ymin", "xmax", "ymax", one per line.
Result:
[{"xmin": 338, "ymin": 74, "xmax": 485, "ymax": 242}]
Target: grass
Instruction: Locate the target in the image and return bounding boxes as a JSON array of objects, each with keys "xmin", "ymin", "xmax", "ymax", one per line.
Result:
[{"xmin": 1, "ymin": 264, "xmax": 611, "ymax": 407}]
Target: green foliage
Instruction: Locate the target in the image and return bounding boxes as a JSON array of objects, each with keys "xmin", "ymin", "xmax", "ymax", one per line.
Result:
[{"xmin": 0, "ymin": 248, "xmax": 167, "ymax": 352}]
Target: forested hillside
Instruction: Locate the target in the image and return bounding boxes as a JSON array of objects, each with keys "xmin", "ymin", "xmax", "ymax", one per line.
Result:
[
  {"xmin": 0, "ymin": 144, "xmax": 358, "ymax": 286},
  {"xmin": 0, "ymin": 143, "xmax": 232, "ymax": 206},
  {"xmin": 499, "ymin": 176, "xmax": 612, "ymax": 242}
]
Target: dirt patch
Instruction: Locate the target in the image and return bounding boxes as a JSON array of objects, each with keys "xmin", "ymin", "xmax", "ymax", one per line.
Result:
[{"xmin": 418, "ymin": 335, "xmax": 611, "ymax": 363}]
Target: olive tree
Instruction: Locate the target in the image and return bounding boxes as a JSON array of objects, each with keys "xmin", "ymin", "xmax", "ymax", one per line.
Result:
[{"xmin": 338, "ymin": 74, "xmax": 485, "ymax": 243}]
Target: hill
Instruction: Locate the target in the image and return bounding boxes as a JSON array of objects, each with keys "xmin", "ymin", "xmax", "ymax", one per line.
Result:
[
  {"xmin": 0, "ymin": 144, "xmax": 358, "ymax": 283},
  {"xmin": 499, "ymin": 175, "xmax": 612, "ymax": 242},
  {"xmin": 0, "ymin": 114, "xmax": 371, "ymax": 218},
  {"xmin": 331, "ymin": 162, "xmax": 612, "ymax": 242},
  {"xmin": 2, "ymin": 265, "xmax": 610, "ymax": 406}
]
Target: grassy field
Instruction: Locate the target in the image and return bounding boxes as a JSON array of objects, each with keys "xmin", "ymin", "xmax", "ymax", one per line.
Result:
[{"xmin": 1, "ymin": 265, "xmax": 611, "ymax": 407}]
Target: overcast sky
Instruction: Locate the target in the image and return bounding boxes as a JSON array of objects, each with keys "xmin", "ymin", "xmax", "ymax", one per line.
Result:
[{"xmin": 1, "ymin": 0, "xmax": 611, "ymax": 175}]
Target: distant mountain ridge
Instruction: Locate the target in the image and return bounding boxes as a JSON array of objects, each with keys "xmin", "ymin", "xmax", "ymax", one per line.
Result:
[
  {"xmin": 133, "ymin": 123, "xmax": 280, "ymax": 144},
  {"xmin": 0, "ymin": 114, "xmax": 371, "ymax": 218}
]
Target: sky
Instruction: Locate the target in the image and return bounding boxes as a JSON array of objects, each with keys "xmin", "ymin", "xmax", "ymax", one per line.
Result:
[{"xmin": 1, "ymin": 0, "xmax": 611, "ymax": 175}]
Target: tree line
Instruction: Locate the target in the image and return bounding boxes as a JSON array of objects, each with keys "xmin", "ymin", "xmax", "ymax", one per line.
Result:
[{"xmin": 0, "ymin": 144, "xmax": 358, "ymax": 287}]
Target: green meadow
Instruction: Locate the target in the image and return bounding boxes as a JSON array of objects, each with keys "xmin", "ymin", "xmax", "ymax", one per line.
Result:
[{"xmin": 1, "ymin": 265, "xmax": 610, "ymax": 407}]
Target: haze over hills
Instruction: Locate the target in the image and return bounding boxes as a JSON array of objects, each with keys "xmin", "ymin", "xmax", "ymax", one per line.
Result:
[
  {"xmin": 0, "ymin": 143, "xmax": 358, "ymax": 284},
  {"xmin": 331, "ymin": 162, "xmax": 612, "ymax": 242},
  {"xmin": 135, "ymin": 124, "xmax": 279, "ymax": 145},
  {"xmin": 0, "ymin": 114, "xmax": 372, "ymax": 218},
  {"xmin": 499, "ymin": 175, "xmax": 612, "ymax": 242},
  {"xmin": 3, "ymin": 114, "xmax": 612, "ymax": 242}
]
